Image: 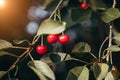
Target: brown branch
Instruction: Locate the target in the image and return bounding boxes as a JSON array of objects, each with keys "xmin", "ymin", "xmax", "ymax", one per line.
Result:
[{"xmin": 7, "ymin": 48, "xmax": 30, "ymax": 72}]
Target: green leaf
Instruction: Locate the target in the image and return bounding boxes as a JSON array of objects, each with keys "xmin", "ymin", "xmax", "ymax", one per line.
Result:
[
  {"xmin": 66, "ymin": 66, "xmax": 89, "ymax": 80},
  {"xmin": 71, "ymin": 8, "xmax": 92, "ymax": 22},
  {"xmin": 100, "ymin": 8, "xmax": 120, "ymax": 23},
  {"xmin": 106, "ymin": 45, "xmax": 120, "ymax": 52},
  {"xmin": 40, "ymin": 52, "xmax": 71, "ymax": 64},
  {"xmin": 37, "ymin": 19, "xmax": 66, "ymax": 36},
  {"xmin": 72, "ymin": 42, "xmax": 91, "ymax": 53},
  {"xmin": 28, "ymin": 60, "xmax": 55, "ymax": 80},
  {"xmin": 92, "ymin": 63, "xmax": 109, "ymax": 80},
  {"xmin": 0, "ymin": 39, "xmax": 12, "ymax": 50},
  {"xmin": 0, "ymin": 71, "xmax": 7, "ymax": 78},
  {"xmin": 113, "ymin": 33, "xmax": 120, "ymax": 41}
]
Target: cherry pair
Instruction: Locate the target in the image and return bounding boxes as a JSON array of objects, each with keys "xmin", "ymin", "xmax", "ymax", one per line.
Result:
[
  {"xmin": 36, "ymin": 34, "xmax": 69, "ymax": 55},
  {"xmin": 47, "ymin": 34, "xmax": 69, "ymax": 44}
]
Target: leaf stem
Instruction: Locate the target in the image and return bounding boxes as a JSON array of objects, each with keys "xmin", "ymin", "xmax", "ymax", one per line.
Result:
[
  {"xmin": 89, "ymin": 52, "xmax": 97, "ymax": 60},
  {"xmin": 41, "ymin": 35, "xmax": 44, "ymax": 46}
]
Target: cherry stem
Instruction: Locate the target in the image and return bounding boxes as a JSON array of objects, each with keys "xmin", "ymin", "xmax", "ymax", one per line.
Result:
[
  {"xmin": 58, "ymin": 9, "xmax": 61, "ymax": 22},
  {"xmin": 41, "ymin": 35, "xmax": 44, "ymax": 46},
  {"xmin": 62, "ymin": 32, "xmax": 64, "ymax": 35}
]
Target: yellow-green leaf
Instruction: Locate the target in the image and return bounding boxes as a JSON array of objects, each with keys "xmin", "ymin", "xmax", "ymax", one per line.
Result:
[
  {"xmin": 0, "ymin": 39, "xmax": 12, "ymax": 50},
  {"xmin": 106, "ymin": 45, "xmax": 120, "ymax": 52},
  {"xmin": 105, "ymin": 71, "xmax": 114, "ymax": 80},
  {"xmin": 113, "ymin": 33, "xmax": 120, "ymax": 41},
  {"xmin": 72, "ymin": 42, "xmax": 91, "ymax": 53},
  {"xmin": 28, "ymin": 60, "xmax": 55, "ymax": 80},
  {"xmin": 40, "ymin": 52, "xmax": 71, "ymax": 64},
  {"xmin": 37, "ymin": 19, "xmax": 66, "ymax": 36},
  {"xmin": 92, "ymin": 63, "xmax": 109, "ymax": 80},
  {"xmin": 66, "ymin": 66, "xmax": 89, "ymax": 80},
  {"xmin": 100, "ymin": 8, "xmax": 120, "ymax": 23}
]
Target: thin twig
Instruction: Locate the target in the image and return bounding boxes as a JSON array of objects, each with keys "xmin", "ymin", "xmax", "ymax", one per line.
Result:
[
  {"xmin": 7, "ymin": 48, "xmax": 30, "ymax": 72},
  {"xmin": 98, "ymin": 37, "xmax": 109, "ymax": 62},
  {"xmin": 28, "ymin": 48, "xmax": 34, "ymax": 61},
  {"xmin": 49, "ymin": 0, "xmax": 63, "ymax": 19},
  {"xmin": 7, "ymin": 53, "xmax": 19, "ymax": 58},
  {"xmin": 106, "ymin": 24, "xmax": 112, "ymax": 63},
  {"xmin": 12, "ymin": 46, "xmax": 28, "ymax": 49},
  {"xmin": 28, "ymin": 52, "xmax": 34, "ymax": 61}
]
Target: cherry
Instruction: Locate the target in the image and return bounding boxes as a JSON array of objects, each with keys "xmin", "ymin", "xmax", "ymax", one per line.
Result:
[
  {"xmin": 80, "ymin": 3, "xmax": 89, "ymax": 9},
  {"xmin": 58, "ymin": 34, "xmax": 69, "ymax": 44},
  {"xmin": 36, "ymin": 45, "xmax": 48, "ymax": 55},
  {"xmin": 47, "ymin": 34, "xmax": 58, "ymax": 44}
]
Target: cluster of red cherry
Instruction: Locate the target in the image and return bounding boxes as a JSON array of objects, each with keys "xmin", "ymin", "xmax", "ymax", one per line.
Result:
[
  {"xmin": 36, "ymin": 34, "xmax": 69, "ymax": 55},
  {"xmin": 79, "ymin": 0, "xmax": 89, "ymax": 9}
]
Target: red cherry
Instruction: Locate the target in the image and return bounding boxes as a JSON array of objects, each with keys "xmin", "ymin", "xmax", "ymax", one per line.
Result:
[
  {"xmin": 58, "ymin": 34, "xmax": 69, "ymax": 44},
  {"xmin": 36, "ymin": 45, "xmax": 48, "ymax": 55},
  {"xmin": 47, "ymin": 34, "xmax": 58, "ymax": 44},
  {"xmin": 80, "ymin": 3, "xmax": 89, "ymax": 9}
]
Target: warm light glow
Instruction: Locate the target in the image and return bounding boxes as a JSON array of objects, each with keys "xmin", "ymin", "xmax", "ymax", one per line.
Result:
[{"xmin": 0, "ymin": 0, "xmax": 5, "ymax": 7}]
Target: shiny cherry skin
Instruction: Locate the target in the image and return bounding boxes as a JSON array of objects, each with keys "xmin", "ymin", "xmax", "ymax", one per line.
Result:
[
  {"xmin": 36, "ymin": 45, "xmax": 48, "ymax": 55},
  {"xmin": 80, "ymin": 3, "xmax": 89, "ymax": 9},
  {"xmin": 47, "ymin": 34, "xmax": 58, "ymax": 44},
  {"xmin": 58, "ymin": 34, "xmax": 69, "ymax": 44}
]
